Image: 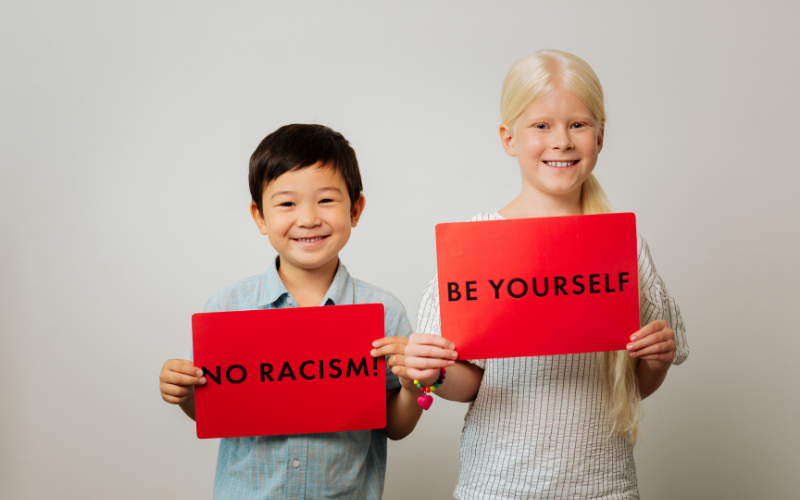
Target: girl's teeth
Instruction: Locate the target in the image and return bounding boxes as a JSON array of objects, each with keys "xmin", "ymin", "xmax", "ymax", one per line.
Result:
[{"xmin": 546, "ymin": 161, "xmax": 575, "ymax": 167}]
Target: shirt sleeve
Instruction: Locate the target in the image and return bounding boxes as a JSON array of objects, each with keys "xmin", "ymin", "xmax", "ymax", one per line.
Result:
[
  {"xmin": 384, "ymin": 296, "xmax": 412, "ymax": 390},
  {"xmin": 417, "ymin": 275, "xmax": 487, "ymax": 370},
  {"xmin": 637, "ymin": 234, "xmax": 690, "ymax": 365}
]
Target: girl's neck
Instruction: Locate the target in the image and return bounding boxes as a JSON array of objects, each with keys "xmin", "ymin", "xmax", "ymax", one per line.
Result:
[
  {"xmin": 277, "ymin": 256, "xmax": 339, "ymax": 307},
  {"xmin": 498, "ymin": 185, "xmax": 583, "ymax": 219}
]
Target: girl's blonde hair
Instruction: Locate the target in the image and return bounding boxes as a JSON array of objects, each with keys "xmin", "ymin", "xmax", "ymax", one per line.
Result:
[{"xmin": 501, "ymin": 49, "xmax": 641, "ymax": 443}]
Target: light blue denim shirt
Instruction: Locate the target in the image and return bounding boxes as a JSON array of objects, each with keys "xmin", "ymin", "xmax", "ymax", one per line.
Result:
[{"xmin": 202, "ymin": 258, "xmax": 411, "ymax": 500}]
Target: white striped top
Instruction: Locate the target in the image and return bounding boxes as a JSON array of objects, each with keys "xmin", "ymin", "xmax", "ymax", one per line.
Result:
[{"xmin": 417, "ymin": 212, "xmax": 689, "ymax": 500}]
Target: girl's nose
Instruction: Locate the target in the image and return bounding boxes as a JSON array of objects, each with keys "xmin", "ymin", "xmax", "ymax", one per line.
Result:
[{"xmin": 551, "ymin": 127, "xmax": 574, "ymax": 150}]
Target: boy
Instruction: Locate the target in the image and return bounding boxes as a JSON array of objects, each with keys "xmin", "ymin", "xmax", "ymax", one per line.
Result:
[{"xmin": 159, "ymin": 124, "xmax": 422, "ymax": 499}]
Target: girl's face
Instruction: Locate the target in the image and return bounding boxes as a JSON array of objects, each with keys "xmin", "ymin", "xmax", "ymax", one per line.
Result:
[{"xmin": 500, "ymin": 89, "xmax": 603, "ymax": 201}]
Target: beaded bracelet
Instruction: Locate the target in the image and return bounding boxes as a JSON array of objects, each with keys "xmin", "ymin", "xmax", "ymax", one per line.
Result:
[{"xmin": 413, "ymin": 367, "xmax": 446, "ymax": 410}]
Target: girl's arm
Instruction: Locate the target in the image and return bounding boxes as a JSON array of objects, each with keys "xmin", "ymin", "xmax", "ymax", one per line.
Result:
[
  {"xmin": 626, "ymin": 319, "xmax": 676, "ymax": 399},
  {"xmin": 372, "ymin": 337, "xmax": 423, "ymax": 440}
]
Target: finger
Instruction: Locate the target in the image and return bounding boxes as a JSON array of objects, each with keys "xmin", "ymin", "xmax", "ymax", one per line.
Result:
[
  {"xmin": 372, "ymin": 336, "xmax": 409, "ymax": 349},
  {"xmin": 161, "ymin": 393, "xmax": 186, "ymax": 404},
  {"xmin": 405, "ymin": 356, "xmax": 455, "ymax": 370},
  {"xmin": 390, "ymin": 365, "xmax": 410, "ymax": 379},
  {"xmin": 386, "ymin": 355, "xmax": 405, "ymax": 368},
  {"xmin": 406, "ymin": 367, "xmax": 439, "ymax": 382},
  {"xmin": 160, "ymin": 383, "xmax": 191, "ymax": 398},
  {"xmin": 630, "ymin": 341, "xmax": 675, "ymax": 358},
  {"xmin": 371, "ymin": 343, "xmax": 406, "ymax": 357},
  {"xmin": 629, "ymin": 319, "xmax": 668, "ymax": 342},
  {"xmin": 164, "ymin": 359, "xmax": 204, "ymax": 377},
  {"xmin": 627, "ymin": 327, "xmax": 673, "ymax": 352},
  {"xmin": 163, "ymin": 370, "xmax": 206, "ymax": 386},
  {"xmin": 405, "ymin": 344, "xmax": 458, "ymax": 361},
  {"xmin": 409, "ymin": 333, "xmax": 456, "ymax": 350}
]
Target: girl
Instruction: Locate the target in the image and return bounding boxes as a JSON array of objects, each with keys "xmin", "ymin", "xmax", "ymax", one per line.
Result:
[{"xmin": 402, "ymin": 50, "xmax": 689, "ymax": 499}]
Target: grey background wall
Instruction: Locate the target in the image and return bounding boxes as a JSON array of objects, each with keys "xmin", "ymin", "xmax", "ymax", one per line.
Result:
[{"xmin": 2, "ymin": 1, "xmax": 799, "ymax": 499}]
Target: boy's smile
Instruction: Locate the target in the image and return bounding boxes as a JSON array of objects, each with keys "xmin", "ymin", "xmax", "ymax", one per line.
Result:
[{"xmin": 250, "ymin": 163, "xmax": 365, "ymax": 277}]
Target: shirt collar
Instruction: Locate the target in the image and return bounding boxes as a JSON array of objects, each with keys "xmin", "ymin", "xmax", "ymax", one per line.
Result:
[{"xmin": 258, "ymin": 257, "xmax": 353, "ymax": 307}]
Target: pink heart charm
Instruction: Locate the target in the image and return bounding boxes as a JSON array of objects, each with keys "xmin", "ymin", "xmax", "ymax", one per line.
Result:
[{"xmin": 417, "ymin": 394, "xmax": 433, "ymax": 411}]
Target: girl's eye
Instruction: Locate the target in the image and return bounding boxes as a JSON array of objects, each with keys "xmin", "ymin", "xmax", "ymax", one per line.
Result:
[
  {"xmin": 534, "ymin": 123, "xmax": 547, "ymax": 129},
  {"xmin": 571, "ymin": 123, "xmax": 585, "ymax": 129}
]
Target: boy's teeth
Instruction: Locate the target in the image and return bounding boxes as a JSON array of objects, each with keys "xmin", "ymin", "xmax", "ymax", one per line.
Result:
[{"xmin": 298, "ymin": 237, "xmax": 323, "ymax": 242}]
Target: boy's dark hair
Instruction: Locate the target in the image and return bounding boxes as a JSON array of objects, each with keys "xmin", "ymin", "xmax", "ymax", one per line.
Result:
[{"xmin": 249, "ymin": 124, "xmax": 362, "ymax": 214}]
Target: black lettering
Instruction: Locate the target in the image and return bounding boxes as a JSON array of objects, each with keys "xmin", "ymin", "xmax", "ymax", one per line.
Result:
[
  {"xmin": 572, "ymin": 275, "xmax": 585, "ymax": 294},
  {"xmin": 299, "ymin": 360, "xmax": 316, "ymax": 380},
  {"xmin": 347, "ymin": 357, "xmax": 368, "ymax": 378},
  {"xmin": 466, "ymin": 281, "xmax": 478, "ymax": 301},
  {"xmin": 448, "ymin": 282, "xmax": 461, "ymax": 301},
  {"xmin": 589, "ymin": 274, "xmax": 601, "ymax": 294},
  {"xmin": 329, "ymin": 359, "xmax": 342, "ymax": 378},
  {"xmin": 203, "ymin": 366, "xmax": 221, "ymax": 385},
  {"xmin": 554, "ymin": 276, "xmax": 567, "ymax": 295},
  {"xmin": 604, "ymin": 273, "xmax": 616, "ymax": 292},
  {"xmin": 507, "ymin": 278, "xmax": 527, "ymax": 298},
  {"xmin": 278, "ymin": 361, "xmax": 296, "ymax": 381},
  {"xmin": 226, "ymin": 365, "xmax": 247, "ymax": 384},
  {"xmin": 319, "ymin": 360, "xmax": 324, "ymax": 379},
  {"xmin": 489, "ymin": 279, "xmax": 505, "ymax": 299},
  {"xmin": 260, "ymin": 363, "xmax": 274, "ymax": 382},
  {"xmin": 532, "ymin": 277, "xmax": 549, "ymax": 297},
  {"xmin": 372, "ymin": 357, "xmax": 379, "ymax": 376},
  {"xmin": 619, "ymin": 272, "xmax": 630, "ymax": 292}
]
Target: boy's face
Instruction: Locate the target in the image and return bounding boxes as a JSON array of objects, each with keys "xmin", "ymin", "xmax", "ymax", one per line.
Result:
[{"xmin": 250, "ymin": 163, "xmax": 365, "ymax": 274}]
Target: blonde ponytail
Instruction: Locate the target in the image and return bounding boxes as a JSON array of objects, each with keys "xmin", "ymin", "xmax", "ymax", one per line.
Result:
[{"xmin": 502, "ymin": 50, "xmax": 641, "ymax": 443}]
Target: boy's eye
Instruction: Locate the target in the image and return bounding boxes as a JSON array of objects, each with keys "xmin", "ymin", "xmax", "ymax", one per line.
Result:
[
  {"xmin": 319, "ymin": 198, "xmax": 334, "ymax": 204},
  {"xmin": 279, "ymin": 202, "xmax": 294, "ymax": 207}
]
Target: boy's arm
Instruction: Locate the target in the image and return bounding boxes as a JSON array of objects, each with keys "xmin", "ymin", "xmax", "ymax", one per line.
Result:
[{"xmin": 372, "ymin": 337, "xmax": 423, "ymax": 440}]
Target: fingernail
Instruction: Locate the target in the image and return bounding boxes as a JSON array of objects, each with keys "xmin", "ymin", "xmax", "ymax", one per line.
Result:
[
  {"xmin": 370, "ymin": 349, "xmax": 377, "ymax": 357},
  {"xmin": 630, "ymin": 351, "xmax": 637, "ymax": 357},
  {"xmin": 448, "ymin": 360, "xmax": 455, "ymax": 365},
  {"xmin": 372, "ymin": 341, "xmax": 379, "ymax": 347},
  {"xmin": 199, "ymin": 377, "xmax": 207, "ymax": 384},
  {"xmin": 451, "ymin": 352, "xmax": 458, "ymax": 359},
  {"xmin": 630, "ymin": 335, "xmax": 637, "ymax": 341},
  {"xmin": 196, "ymin": 370, "xmax": 203, "ymax": 377},
  {"xmin": 626, "ymin": 344, "xmax": 634, "ymax": 350},
  {"xmin": 449, "ymin": 343, "xmax": 455, "ymax": 349}
]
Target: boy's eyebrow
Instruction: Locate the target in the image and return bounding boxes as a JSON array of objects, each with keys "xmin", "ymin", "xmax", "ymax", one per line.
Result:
[{"xmin": 270, "ymin": 186, "xmax": 343, "ymax": 199}]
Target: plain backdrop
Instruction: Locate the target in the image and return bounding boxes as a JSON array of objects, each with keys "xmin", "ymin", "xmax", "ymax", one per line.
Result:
[{"xmin": 2, "ymin": 1, "xmax": 799, "ymax": 499}]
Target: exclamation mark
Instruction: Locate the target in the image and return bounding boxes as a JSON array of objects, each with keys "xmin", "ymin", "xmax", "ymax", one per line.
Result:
[{"xmin": 372, "ymin": 356, "xmax": 379, "ymax": 376}]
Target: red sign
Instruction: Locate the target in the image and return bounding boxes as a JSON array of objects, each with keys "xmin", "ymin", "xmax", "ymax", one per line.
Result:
[
  {"xmin": 192, "ymin": 304, "xmax": 386, "ymax": 439},
  {"xmin": 436, "ymin": 213, "xmax": 639, "ymax": 359}
]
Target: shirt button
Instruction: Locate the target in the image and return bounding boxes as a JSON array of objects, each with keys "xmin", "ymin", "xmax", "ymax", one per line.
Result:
[{"xmin": 292, "ymin": 460, "xmax": 300, "ymax": 468}]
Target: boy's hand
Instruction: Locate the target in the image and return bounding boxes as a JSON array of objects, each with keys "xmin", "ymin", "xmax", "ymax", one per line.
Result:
[
  {"xmin": 159, "ymin": 359, "xmax": 206, "ymax": 404},
  {"xmin": 404, "ymin": 333, "xmax": 458, "ymax": 386},
  {"xmin": 371, "ymin": 336, "xmax": 409, "ymax": 378},
  {"xmin": 626, "ymin": 319, "xmax": 675, "ymax": 367}
]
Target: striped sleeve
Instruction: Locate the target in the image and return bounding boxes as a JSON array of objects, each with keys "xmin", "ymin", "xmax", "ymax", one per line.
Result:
[{"xmin": 637, "ymin": 234, "xmax": 690, "ymax": 365}]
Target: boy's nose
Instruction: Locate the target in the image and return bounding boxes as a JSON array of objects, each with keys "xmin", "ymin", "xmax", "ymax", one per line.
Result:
[{"xmin": 296, "ymin": 207, "xmax": 321, "ymax": 227}]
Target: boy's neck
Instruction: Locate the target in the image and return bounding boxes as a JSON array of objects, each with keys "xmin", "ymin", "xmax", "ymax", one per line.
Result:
[
  {"xmin": 277, "ymin": 255, "xmax": 339, "ymax": 308},
  {"xmin": 499, "ymin": 185, "xmax": 583, "ymax": 219}
]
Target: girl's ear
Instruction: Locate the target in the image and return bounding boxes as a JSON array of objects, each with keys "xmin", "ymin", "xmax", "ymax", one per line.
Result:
[
  {"xmin": 350, "ymin": 194, "xmax": 366, "ymax": 228},
  {"xmin": 499, "ymin": 123, "xmax": 517, "ymax": 157},
  {"xmin": 597, "ymin": 123, "xmax": 605, "ymax": 153},
  {"xmin": 250, "ymin": 201, "xmax": 269, "ymax": 235}
]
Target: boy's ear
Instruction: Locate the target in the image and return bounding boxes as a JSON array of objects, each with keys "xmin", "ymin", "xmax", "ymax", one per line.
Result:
[
  {"xmin": 597, "ymin": 123, "xmax": 605, "ymax": 153},
  {"xmin": 499, "ymin": 123, "xmax": 516, "ymax": 157},
  {"xmin": 250, "ymin": 202, "xmax": 269, "ymax": 235},
  {"xmin": 350, "ymin": 194, "xmax": 366, "ymax": 228}
]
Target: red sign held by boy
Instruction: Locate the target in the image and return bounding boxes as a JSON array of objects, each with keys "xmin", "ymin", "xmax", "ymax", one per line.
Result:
[
  {"xmin": 192, "ymin": 304, "xmax": 386, "ymax": 439},
  {"xmin": 436, "ymin": 213, "xmax": 639, "ymax": 359}
]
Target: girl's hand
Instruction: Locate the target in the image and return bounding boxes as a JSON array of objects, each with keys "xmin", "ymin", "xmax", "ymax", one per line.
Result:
[
  {"xmin": 404, "ymin": 333, "xmax": 458, "ymax": 386},
  {"xmin": 627, "ymin": 319, "xmax": 675, "ymax": 366}
]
